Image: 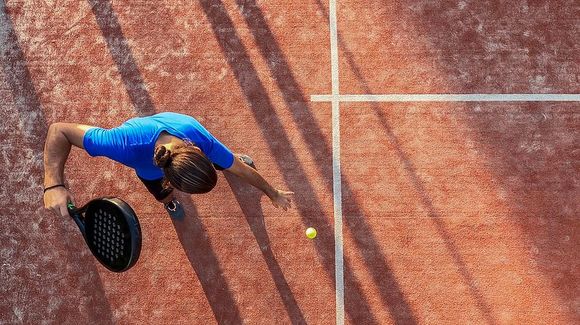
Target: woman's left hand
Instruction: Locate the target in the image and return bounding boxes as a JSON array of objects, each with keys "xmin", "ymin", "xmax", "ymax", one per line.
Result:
[{"xmin": 270, "ymin": 190, "xmax": 294, "ymax": 210}]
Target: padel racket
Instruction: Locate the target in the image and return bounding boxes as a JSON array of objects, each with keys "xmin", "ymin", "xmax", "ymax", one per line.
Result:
[{"xmin": 67, "ymin": 197, "xmax": 141, "ymax": 272}]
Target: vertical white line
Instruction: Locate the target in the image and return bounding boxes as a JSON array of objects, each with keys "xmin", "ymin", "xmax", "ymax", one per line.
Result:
[
  {"xmin": 329, "ymin": 0, "xmax": 344, "ymax": 324},
  {"xmin": 332, "ymin": 108, "xmax": 344, "ymax": 325},
  {"xmin": 330, "ymin": 1, "xmax": 340, "ymax": 96}
]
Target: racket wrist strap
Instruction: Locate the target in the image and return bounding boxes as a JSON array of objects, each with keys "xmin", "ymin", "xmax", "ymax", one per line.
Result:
[{"xmin": 43, "ymin": 184, "xmax": 66, "ymax": 193}]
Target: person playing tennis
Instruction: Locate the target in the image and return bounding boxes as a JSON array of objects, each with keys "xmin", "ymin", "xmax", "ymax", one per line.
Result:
[{"xmin": 43, "ymin": 112, "xmax": 294, "ymax": 219}]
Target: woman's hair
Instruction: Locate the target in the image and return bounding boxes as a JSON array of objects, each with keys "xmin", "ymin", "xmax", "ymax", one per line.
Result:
[{"xmin": 153, "ymin": 143, "xmax": 217, "ymax": 194}]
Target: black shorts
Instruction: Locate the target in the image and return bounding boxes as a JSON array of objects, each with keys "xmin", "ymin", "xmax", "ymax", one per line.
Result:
[{"xmin": 138, "ymin": 176, "xmax": 173, "ymax": 201}]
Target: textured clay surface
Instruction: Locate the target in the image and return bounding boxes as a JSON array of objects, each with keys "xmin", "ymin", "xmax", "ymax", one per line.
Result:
[{"xmin": 1, "ymin": 0, "xmax": 578, "ymax": 324}]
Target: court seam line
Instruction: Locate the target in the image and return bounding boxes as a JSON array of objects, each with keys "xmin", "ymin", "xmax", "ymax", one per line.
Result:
[
  {"xmin": 311, "ymin": 94, "xmax": 580, "ymax": 102},
  {"xmin": 328, "ymin": 0, "xmax": 345, "ymax": 324}
]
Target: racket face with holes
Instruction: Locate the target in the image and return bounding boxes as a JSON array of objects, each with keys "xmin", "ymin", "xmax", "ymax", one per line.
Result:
[{"xmin": 82, "ymin": 198, "xmax": 141, "ymax": 272}]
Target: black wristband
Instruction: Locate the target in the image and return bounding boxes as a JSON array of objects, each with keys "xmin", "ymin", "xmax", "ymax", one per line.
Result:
[{"xmin": 43, "ymin": 184, "xmax": 66, "ymax": 193}]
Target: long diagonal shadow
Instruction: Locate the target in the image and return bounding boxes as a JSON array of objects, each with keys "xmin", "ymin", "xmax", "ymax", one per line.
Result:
[
  {"xmin": 171, "ymin": 195, "xmax": 243, "ymax": 324},
  {"xmin": 0, "ymin": 2, "xmax": 114, "ymax": 323},
  {"xmin": 313, "ymin": 1, "xmax": 498, "ymax": 322},
  {"xmin": 234, "ymin": 1, "xmax": 420, "ymax": 323},
  {"xmin": 224, "ymin": 173, "xmax": 306, "ymax": 324},
  {"xmin": 340, "ymin": 42, "xmax": 498, "ymax": 325},
  {"xmin": 87, "ymin": 2, "xmax": 243, "ymax": 321},
  {"xmin": 198, "ymin": 0, "xmax": 416, "ymax": 323},
  {"xmin": 409, "ymin": 2, "xmax": 580, "ymax": 316},
  {"xmin": 87, "ymin": 0, "xmax": 155, "ymax": 116}
]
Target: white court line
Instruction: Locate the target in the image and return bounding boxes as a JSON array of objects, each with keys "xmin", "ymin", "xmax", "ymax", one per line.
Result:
[
  {"xmin": 312, "ymin": 94, "xmax": 580, "ymax": 102},
  {"xmin": 328, "ymin": 0, "xmax": 345, "ymax": 324},
  {"xmin": 318, "ymin": 1, "xmax": 578, "ymax": 324}
]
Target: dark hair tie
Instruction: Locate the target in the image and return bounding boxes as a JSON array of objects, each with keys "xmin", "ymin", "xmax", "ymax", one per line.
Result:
[{"xmin": 154, "ymin": 146, "xmax": 173, "ymax": 168}]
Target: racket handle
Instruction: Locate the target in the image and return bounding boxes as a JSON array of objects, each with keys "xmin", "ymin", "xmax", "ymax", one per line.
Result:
[{"xmin": 67, "ymin": 202, "xmax": 86, "ymax": 234}]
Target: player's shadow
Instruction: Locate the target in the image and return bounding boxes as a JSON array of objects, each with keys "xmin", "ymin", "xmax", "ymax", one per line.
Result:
[
  {"xmin": 87, "ymin": 0, "xmax": 155, "ymax": 116},
  {"xmin": 199, "ymin": 0, "xmax": 417, "ymax": 323},
  {"xmin": 223, "ymin": 172, "xmax": 307, "ymax": 324},
  {"xmin": 409, "ymin": 2, "xmax": 579, "ymax": 312},
  {"xmin": 0, "ymin": 3, "xmax": 115, "ymax": 323},
  {"xmin": 170, "ymin": 194, "xmax": 244, "ymax": 324}
]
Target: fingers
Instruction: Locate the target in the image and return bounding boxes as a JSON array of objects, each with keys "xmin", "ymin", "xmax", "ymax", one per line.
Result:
[
  {"xmin": 66, "ymin": 193, "xmax": 76, "ymax": 209},
  {"xmin": 269, "ymin": 189, "xmax": 294, "ymax": 210},
  {"xmin": 283, "ymin": 194, "xmax": 293, "ymax": 210},
  {"xmin": 43, "ymin": 188, "xmax": 74, "ymax": 218},
  {"xmin": 59, "ymin": 204, "xmax": 70, "ymax": 218},
  {"xmin": 49, "ymin": 206, "xmax": 59, "ymax": 217},
  {"xmin": 272, "ymin": 198, "xmax": 292, "ymax": 211},
  {"xmin": 273, "ymin": 202, "xmax": 288, "ymax": 211},
  {"xmin": 45, "ymin": 200, "xmax": 65, "ymax": 217}
]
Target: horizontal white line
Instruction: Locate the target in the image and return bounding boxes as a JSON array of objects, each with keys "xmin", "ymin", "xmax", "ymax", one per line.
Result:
[{"xmin": 311, "ymin": 94, "xmax": 580, "ymax": 102}]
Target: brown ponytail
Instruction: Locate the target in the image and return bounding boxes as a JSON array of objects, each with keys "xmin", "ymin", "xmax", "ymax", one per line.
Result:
[{"xmin": 154, "ymin": 144, "xmax": 217, "ymax": 194}]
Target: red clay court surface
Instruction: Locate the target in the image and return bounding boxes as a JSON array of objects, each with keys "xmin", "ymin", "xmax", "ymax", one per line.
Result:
[{"xmin": 1, "ymin": 0, "xmax": 579, "ymax": 324}]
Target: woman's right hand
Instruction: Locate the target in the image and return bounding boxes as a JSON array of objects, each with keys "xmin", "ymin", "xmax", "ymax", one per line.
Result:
[{"xmin": 43, "ymin": 186, "xmax": 75, "ymax": 218}]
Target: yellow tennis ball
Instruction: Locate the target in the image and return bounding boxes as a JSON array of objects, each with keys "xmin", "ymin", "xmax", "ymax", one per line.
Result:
[{"xmin": 306, "ymin": 227, "xmax": 317, "ymax": 239}]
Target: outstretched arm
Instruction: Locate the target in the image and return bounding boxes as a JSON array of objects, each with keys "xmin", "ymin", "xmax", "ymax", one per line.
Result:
[
  {"xmin": 43, "ymin": 123, "xmax": 94, "ymax": 217},
  {"xmin": 225, "ymin": 155, "xmax": 294, "ymax": 210}
]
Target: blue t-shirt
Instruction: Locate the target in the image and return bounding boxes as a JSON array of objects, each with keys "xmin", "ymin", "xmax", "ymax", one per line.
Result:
[{"xmin": 83, "ymin": 112, "xmax": 234, "ymax": 180}]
